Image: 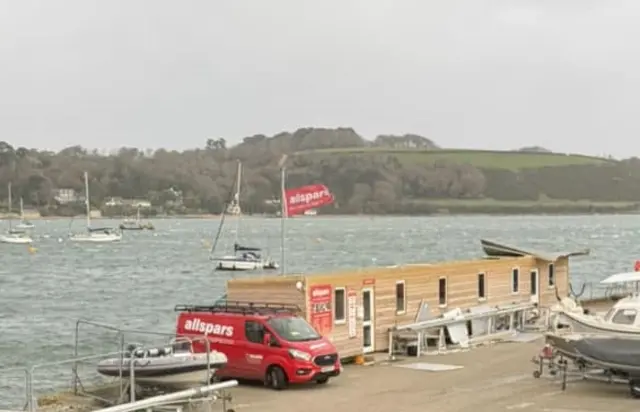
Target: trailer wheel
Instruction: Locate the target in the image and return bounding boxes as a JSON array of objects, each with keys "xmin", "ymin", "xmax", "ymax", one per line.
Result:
[
  {"xmin": 629, "ymin": 380, "xmax": 640, "ymax": 398},
  {"xmin": 533, "ymin": 371, "xmax": 541, "ymax": 379}
]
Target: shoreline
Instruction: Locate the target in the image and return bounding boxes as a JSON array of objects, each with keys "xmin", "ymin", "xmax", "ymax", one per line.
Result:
[{"xmin": 1, "ymin": 210, "xmax": 640, "ymax": 220}]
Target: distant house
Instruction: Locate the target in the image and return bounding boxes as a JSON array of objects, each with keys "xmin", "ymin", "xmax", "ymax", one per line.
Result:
[
  {"xmin": 104, "ymin": 197, "xmax": 152, "ymax": 208},
  {"xmin": 53, "ymin": 188, "xmax": 80, "ymax": 204}
]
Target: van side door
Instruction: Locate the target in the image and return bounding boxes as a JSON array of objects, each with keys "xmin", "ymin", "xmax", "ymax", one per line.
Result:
[{"xmin": 242, "ymin": 320, "xmax": 269, "ymax": 379}]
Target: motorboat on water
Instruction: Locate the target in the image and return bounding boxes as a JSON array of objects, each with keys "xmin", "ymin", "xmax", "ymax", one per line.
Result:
[
  {"xmin": 552, "ymin": 271, "xmax": 640, "ymax": 335},
  {"xmin": 69, "ymin": 172, "xmax": 122, "ymax": 243},
  {"xmin": 212, "ymin": 243, "xmax": 279, "ymax": 271},
  {"xmin": 97, "ymin": 341, "xmax": 228, "ymax": 390}
]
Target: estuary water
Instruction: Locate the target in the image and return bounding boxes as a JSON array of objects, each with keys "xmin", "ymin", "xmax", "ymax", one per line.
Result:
[{"xmin": 1, "ymin": 214, "xmax": 639, "ymax": 407}]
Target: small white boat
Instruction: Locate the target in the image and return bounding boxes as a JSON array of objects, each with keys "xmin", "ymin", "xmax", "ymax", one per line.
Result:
[
  {"xmin": 70, "ymin": 228, "xmax": 122, "ymax": 243},
  {"xmin": 69, "ymin": 172, "xmax": 122, "ymax": 243},
  {"xmin": 2, "ymin": 183, "xmax": 33, "ymax": 244},
  {"xmin": 0, "ymin": 233, "xmax": 33, "ymax": 244},
  {"xmin": 15, "ymin": 198, "xmax": 35, "ymax": 230},
  {"xmin": 212, "ymin": 243, "xmax": 279, "ymax": 271},
  {"xmin": 554, "ymin": 271, "xmax": 640, "ymax": 335},
  {"xmin": 97, "ymin": 342, "xmax": 227, "ymax": 390},
  {"xmin": 209, "ymin": 161, "xmax": 279, "ymax": 270}
]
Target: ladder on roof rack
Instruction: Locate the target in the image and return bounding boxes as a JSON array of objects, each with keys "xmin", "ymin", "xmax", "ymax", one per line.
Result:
[{"xmin": 174, "ymin": 300, "xmax": 302, "ymax": 315}]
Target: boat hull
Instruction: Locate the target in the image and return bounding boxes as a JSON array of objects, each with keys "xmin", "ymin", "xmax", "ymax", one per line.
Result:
[
  {"xmin": 557, "ymin": 311, "xmax": 640, "ymax": 336},
  {"xmin": 213, "ymin": 257, "xmax": 279, "ymax": 271},
  {"xmin": 70, "ymin": 233, "xmax": 122, "ymax": 243},
  {"xmin": 0, "ymin": 234, "xmax": 33, "ymax": 244},
  {"xmin": 97, "ymin": 353, "xmax": 227, "ymax": 390}
]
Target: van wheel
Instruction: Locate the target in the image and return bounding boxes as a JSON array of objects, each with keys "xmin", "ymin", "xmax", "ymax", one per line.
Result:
[
  {"xmin": 266, "ymin": 366, "xmax": 287, "ymax": 390},
  {"xmin": 317, "ymin": 377, "xmax": 329, "ymax": 384}
]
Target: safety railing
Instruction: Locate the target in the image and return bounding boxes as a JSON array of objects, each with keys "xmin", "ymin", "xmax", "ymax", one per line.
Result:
[
  {"xmin": 571, "ymin": 281, "xmax": 635, "ymax": 302},
  {"xmin": 388, "ymin": 302, "xmax": 539, "ymax": 358},
  {"xmin": 0, "ymin": 366, "xmax": 30, "ymax": 411},
  {"xmin": 2, "ymin": 319, "xmax": 226, "ymax": 412}
]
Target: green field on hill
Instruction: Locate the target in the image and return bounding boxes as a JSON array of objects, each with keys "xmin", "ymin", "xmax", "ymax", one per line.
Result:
[{"xmin": 297, "ymin": 148, "xmax": 612, "ymax": 170}]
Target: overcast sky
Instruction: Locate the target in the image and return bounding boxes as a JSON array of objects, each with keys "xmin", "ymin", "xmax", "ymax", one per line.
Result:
[{"xmin": 0, "ymin": 0, "xmax": 639, "ymax": 157}]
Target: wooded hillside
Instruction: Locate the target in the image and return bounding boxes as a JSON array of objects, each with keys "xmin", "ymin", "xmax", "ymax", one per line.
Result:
[{"xmin": 1, "ymin": 128, "xmax": 639, "ymax": 215}]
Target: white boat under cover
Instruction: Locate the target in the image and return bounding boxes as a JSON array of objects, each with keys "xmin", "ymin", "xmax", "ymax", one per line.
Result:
[{"xmin": 97, "ymin": 345, "xmax": 228, "ymax": 390}]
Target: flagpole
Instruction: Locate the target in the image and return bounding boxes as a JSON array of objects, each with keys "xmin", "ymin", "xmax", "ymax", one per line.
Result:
[
  {"xmin": 278, "ymin": 154, "xmax": 288, "ymax": 276},
  {"xmin": 279, "ymin": 165, "xmax": 286, "ymax": 275}
]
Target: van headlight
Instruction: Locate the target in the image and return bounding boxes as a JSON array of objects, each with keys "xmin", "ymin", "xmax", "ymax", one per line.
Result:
[{"xmin": 288, "ymin": 349, "xmax": 312, "ymax": 361}]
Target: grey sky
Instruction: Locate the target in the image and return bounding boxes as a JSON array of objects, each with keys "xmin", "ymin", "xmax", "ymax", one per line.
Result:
[{"xmin": 0, "ymin": 0, "xmax": 638, "ymax": 158}]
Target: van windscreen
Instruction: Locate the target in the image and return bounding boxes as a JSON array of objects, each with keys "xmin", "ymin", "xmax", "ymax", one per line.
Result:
[{"xmin": 267, "ymin": 317, "xmax": 321, "ymax": 342}]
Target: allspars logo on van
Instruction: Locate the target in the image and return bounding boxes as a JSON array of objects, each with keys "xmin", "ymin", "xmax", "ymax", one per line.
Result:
[{"xmin": 183, "ymin": 318, "xmax": 234, "ymax": 337}]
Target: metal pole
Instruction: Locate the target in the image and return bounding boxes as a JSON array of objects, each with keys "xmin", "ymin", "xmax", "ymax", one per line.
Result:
[
  {"xmin": 280, "ymin": 166, "xmax": 286, "ymax": 275},
  {"xmin": 93, "ymin": 381, "xmax": 239, "ymax": 412}
]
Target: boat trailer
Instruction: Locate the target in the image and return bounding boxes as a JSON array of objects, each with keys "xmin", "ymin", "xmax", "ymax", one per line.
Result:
[{"xmin": 532, "ymin": 344, "xmax": 640, "ymax": 399}]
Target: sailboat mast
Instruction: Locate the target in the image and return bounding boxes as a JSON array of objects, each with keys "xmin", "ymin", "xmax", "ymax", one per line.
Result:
[
  {"xmin": 280, "ymin": 166, "xmax": 286, "ymax": 275},
  {"xmin": 7, "ymin": 182, "xmax": 12, "ymax": 230},
  {"xmin": 84, "ymin": 172, "xmax": 91, "ymax": 229},
  {"xmin": 234, "ymin": 161, "xmax": 242, "ymax": 244},
  {"xmin": 235, "ymin": 161, "xmax": 242, "ymax": 204},
  {"xmin": 19, "ymin": 197, "xmax": 24, "ymax": 219}
]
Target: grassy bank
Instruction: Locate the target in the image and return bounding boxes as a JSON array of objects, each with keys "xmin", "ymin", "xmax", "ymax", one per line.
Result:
[
  {"xmin": 295, "ymin": 148, "xmax": 612, "ymax": 171},
  {"xmin": 408, "ymin": 198, "xmax": 639, "ymax": 215}
]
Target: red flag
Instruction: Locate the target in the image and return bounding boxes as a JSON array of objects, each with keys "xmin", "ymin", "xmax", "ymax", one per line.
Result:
[{"xmin": 284, "ymin": 184, "xmax": 334, "ymax": 217}]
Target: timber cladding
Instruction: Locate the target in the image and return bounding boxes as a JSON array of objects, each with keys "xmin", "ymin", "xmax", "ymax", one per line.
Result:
[{"xmin": 225, "ymin": 256, "xmax": 569, "ymax": 358}]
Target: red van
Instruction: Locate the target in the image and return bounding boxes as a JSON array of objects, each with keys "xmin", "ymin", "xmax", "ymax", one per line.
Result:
[{"xmin": 174, "ymin": 301, "xmax": 342, "ymax": 390}]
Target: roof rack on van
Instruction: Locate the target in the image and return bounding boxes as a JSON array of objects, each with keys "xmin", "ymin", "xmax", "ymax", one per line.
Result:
[{"xmin": 174, "ymin": 300, "xmax": 302, "ymax": 316}]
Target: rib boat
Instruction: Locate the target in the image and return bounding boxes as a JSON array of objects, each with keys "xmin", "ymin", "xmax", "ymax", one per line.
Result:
[{"xmin": 97, "ymin": 342, "xmax": 228, "ymax": 390}]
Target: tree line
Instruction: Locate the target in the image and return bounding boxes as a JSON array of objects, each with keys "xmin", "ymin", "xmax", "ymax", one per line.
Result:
[{"xmin": 1, "ymin": 128, "xmax": 640, "ymax": 216}]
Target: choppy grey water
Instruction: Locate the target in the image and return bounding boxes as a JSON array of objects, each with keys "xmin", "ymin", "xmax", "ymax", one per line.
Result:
[{"xmin": 1, "ymin": 215, "xmax": 639, "ymax": 407}]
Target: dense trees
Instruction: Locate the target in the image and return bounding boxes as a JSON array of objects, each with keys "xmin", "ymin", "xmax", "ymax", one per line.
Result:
[{"xmin": 1, "ymin": 128, "xmax": 640, "ymax": 216}]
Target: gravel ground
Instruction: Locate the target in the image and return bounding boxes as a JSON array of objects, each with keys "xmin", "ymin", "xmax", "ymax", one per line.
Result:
[{"xmin": 34, "ymin": 339, "xmax": 639, "ymax": 412}]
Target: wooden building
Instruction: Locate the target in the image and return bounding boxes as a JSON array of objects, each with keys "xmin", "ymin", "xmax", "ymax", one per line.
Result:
[{"xmin": 225, "ymin": 239, "xmax": 588, "ymax": 359}]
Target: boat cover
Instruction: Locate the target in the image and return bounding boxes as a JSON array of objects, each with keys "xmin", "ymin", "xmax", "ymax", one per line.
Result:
[
  {"xmin": 234, "ymin": 243, "xmax": 261, "ymax": 252},
  {"xmin": 574, "ymin": 337, "xmax": 640, "ymax": 368}
]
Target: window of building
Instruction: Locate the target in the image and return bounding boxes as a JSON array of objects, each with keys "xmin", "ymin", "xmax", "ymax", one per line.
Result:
[
  {"xmin": 478, "ymin": 273, "xmax": 486, "ymax": 300},
  {"xmin": 511, "ymin": 268, "xmax": 519, "ymax": 293},
  {"xmin": 548, "ymin": 264, "xmax": 555, "ymax": 287},
  {"xmin": 244, "ymin": 320, "xmax": 265, "ymax": 344},
  {"xmin": 334, "ymin": 287, "xmax": 346, "ymax": 323},
  {"xmin": 396, "ymin": 281, "xmax": 406, "ymax": 314},
  {"xmin": 438, "ymin": 277, "xmax": 447, "ymax": 306}
]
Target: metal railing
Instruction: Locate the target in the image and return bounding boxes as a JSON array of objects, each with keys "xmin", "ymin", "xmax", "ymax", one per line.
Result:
[
  {"xmin": 388, "ymin": 302, "xmax": 539, "ymax": 358},
  {"xmin": 571, "ymin": 281, "xmax": 636, "ymax": 302},
  {"xmin": 1, "ymin": 319, "xmax": 226, "ymax": 412}
]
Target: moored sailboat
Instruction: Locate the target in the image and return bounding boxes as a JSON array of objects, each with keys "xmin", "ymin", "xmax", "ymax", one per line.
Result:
[
  {"xmin": 119, "ymin": 206, "xmax": 154, "ymax": 230},
  {"xmin": 1, "ymin": 183, "xmax": 33, "ymax": 244},
  {"xmin": 69, "ymin": 172, "xmax": 122, "ymax": 243},
  {"xmin": 209, "ymin": 161, "xmax": 278, "ymax": 271},
  {"xmin": 14, "ymin": 198, "xmax": 35, "ymax": 231}
]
